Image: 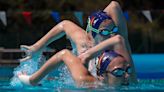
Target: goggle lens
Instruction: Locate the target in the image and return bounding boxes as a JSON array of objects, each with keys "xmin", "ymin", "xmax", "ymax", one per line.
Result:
[
  {"xmin": 111, "ymin": 67, "xmax": 132, "ymax": 77},
  {"xmin": 101, "ymin": 29, "xmax": 110, "ymax": 35},
  {"xmin": 112, "ymin": 68, "xmax": 124, "ymax": 77},
  {"xmin": 86, "ymin": 18, "xmax": 118, "ymax": 37}
]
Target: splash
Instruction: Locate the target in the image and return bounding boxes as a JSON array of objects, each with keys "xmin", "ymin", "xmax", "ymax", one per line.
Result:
[
  {"xmin": 10, "ymin": 54, "xmax": 43, "ymax": 87},
  {"xmin": 41, "ymin": 64, "xmax": 75, "ymax": 88},
  {"xmin": 10, "ymin": 47, "xmax": 75, "ymax": 88}
]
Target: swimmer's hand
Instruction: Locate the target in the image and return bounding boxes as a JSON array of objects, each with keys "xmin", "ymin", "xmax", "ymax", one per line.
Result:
[
  {"xmin": 78, "ymin": 52, "xmax": 90, "ymax": 64},
  {"xmin": 19, "ymin": 56, "xmax": 32, "ymax": 62},
  {"xmin": 18, "ymin": 72, "xmax": 32, "ymax": 86},
  {"xmin": 18, "ymin": 72, "xmax": 40, "ymax": 86},
  {"xmin": 19, "ymin": 45, "xmax": 33, "ymax": 62}
]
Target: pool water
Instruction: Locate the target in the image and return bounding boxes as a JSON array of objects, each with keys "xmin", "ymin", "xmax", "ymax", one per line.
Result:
[
  {"xmin": 0, "ymin": 54, "xmax": 164, "ymax": 91},
  {"xmin": 1, "ymin": 79, "xmax": 164, "ymax": 91}
]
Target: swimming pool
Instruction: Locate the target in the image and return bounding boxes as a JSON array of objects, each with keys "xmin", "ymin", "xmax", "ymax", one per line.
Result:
[{"xmin": 0, "ymin": 54, "xmax": 164, "ymax": 91}]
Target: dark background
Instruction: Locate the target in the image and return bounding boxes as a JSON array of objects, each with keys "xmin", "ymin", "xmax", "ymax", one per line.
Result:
[{"xmin": 0, "ymin": 0, "xmax": 164, "ymax": 53}]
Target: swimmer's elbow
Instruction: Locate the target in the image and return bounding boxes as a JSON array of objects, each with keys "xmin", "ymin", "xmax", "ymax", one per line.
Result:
[
  {"xmin": 114, "ymin": 35, "xmax": 125, "ymax": 44},
  {"xmin": 110, "ymin": 1, "xmax": 120, "ymax": 9},
  {"xmin": 61, "ymin": 20, "xmax": 73, "ymax": 26}
]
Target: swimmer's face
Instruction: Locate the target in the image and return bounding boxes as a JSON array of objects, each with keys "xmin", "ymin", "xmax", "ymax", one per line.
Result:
[
  {"xmin": 103, "ymin": 56, "xmax": 132, "ymax": 86},
  {"xmin": 94, "ymin": 19, "xmax": 115, "ymax": 41}
]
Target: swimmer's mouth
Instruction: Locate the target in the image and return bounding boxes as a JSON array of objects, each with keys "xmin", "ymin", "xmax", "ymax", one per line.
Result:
[{"xmin": 121, "ymin": 79, "xmax": 130, "ymax": 86}]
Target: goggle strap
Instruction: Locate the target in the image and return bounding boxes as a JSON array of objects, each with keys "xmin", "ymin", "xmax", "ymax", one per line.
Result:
[
  {"xmin": 91, "ymin": 28, "xmax": 100, "ymax": 34},
  {"xmin": 86, "ymin": 24, "xmax": 90, "ymax": 33}
]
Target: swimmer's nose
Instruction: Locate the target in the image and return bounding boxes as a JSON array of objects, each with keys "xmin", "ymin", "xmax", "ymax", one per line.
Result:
[
  {"xmin": 123, "ymin": 72, "xmax": 130, "ymax": 85},
  {"xmin": 124, "ymin": 72, "xmax": 129, "ymax": 79}
]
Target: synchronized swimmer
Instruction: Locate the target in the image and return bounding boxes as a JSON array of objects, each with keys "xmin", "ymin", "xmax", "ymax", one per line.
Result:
[{"xmin": 17, "ymin": 1, "xmax": 137, "ymax": 87}]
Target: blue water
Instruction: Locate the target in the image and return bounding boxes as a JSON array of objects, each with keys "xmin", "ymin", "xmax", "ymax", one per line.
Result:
[
  {"xmin": 1, "ymin": 79, "xmax": 164, "ymax": 91},
  {"xmin": 132, "ymin": 54, "xmax": 164, "ymax": 79},
  {"xmin": 0, "ymin": 54, "xmax": 164, "ymax": 91}
]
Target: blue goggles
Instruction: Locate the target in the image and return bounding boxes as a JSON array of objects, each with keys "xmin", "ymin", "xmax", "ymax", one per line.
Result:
[
  {"xmin": 104, "ymin": 66, "xmax": 132, "ymax": 77},
  {"xmin": 86, "ymin": 18, "xmax": 118, "ymax": 37}
]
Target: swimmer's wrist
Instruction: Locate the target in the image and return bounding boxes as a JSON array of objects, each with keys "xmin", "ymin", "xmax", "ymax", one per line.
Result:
[{"xmin": 85, "ymin": 49, "xmax": 94, "ymax": 60}]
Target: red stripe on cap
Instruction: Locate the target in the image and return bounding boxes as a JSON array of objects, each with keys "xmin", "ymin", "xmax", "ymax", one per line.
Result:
[{"xmin": 90, "ymin": 17, "xmax": 95, "ymax": 26}]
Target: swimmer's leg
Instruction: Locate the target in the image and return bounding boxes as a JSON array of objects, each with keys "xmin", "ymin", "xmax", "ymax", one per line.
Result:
[
  {"xmin": 20, "ymin": 20, "xmax": 85, "ymax": 61},
  {"xmin": 19, "ymin": 49, "xmax": 96, "ymax": 85},
  {"xmin": 30, "ymin": 20, "xmax": 85, "ymax": 51},
  {"xmin": 19, "ymin": 22, "xmax": 65, "ymax": 61}
]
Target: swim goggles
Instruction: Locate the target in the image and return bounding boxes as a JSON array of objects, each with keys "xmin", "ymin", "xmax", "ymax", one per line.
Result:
[
  {"xmin": 104, "ymin": 66, "xmax": 132, "ymax": 77},
  {"xmin": 96, "ymin": 50, "xmax": 131, "ymax": 77},
  {"xmin": 86, "ymin": 18, "xmax": 118, "ymax": 37}
]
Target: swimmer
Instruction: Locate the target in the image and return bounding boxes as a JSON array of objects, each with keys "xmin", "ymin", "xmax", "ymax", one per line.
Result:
[
  {"xmin": 20, "ymin": 1, "xmax": 131, "ymax": 62},
  {"xmin": 18, "ymin": 1, "xmax": 137, "ymax": 86},
  {"xmin": 18, "ymin": 34, "xmax": 132, "ymax": 87}
]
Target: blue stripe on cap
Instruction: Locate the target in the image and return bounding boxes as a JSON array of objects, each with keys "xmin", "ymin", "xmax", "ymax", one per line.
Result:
[
  {"xmin": 99, "ymin": 57, "xmax": 111, "ymax": 75},
  {"xmin": 89, "ymin": 11, "xmax": 111, "ymax": 29},
  {"xmin": 98, "ymin": 50, "xmax": 120, "ymax": 76}
]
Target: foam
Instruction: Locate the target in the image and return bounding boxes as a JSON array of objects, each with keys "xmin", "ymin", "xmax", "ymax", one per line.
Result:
[
  {"xmin": 10, "ymin": 54, "xmax": 43, "ymax": 87},
  {"xmin": 10, "ymin": 47, "xmax": 75, "ymax": 88}
]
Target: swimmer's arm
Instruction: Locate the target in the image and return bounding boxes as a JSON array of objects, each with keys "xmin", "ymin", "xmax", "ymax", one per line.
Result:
[
  {"xmin": 103, "ymin": 1, "xmax": 133, "ymax": 53},
  {"xmin": 81, "ymin": 35, "xmax": 137, "ymax": 82},
  {"xmin": 79, "ymin": 35, "xmax": 121, "ymax": 62},
  {"xmin": 103, "ymin": 1, "xmax": 128, "ymax": 38}
]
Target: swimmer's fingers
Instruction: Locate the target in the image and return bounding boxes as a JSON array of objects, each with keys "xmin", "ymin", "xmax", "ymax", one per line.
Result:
[
  {"xmin": 17, "ymin": 72, "xmax": 22, "ymax": 76},
  {"xmin": 20, "ymin": 45, "xmax": 30, "ymax": 50},
  {"xmin": 19, "ymin": 56, "xmax": 31, "ymax": 62},
  {"xmin": 20, "ymin": 45, "xmax": 32, "ymax": 62},
  {"xmin": 17, "ymin": 71, "xmax": 27, "ymax": 76},
  {"xmin": 22, "ymin": 71, "xmax": 27, "ymax": 75},
  {"xmin": 78, "ymin": 52, "xmax": 90, "ymax": 64},
  {"xmin": 18, "ymin": 74, "xmax": 32, "ymax": 85}
]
